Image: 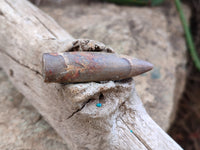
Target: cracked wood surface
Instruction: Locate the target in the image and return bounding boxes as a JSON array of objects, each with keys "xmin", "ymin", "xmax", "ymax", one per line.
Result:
[{"xmin": 0, "ymin": 0, "xmax": 182, "ymax": 149}]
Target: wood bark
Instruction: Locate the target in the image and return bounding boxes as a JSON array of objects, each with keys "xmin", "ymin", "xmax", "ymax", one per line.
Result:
[{"xmin": 0, "ymin": 0, "xmax": 182, "ymax": 149}]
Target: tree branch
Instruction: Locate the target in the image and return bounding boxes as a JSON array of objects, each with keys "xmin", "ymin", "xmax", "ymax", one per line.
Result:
[{"xmin": 0, "ymin": 0, "xmax": 182, "ymax": 149}]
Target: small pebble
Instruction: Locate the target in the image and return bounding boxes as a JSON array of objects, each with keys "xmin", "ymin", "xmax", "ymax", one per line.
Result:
[{"xmin": 96, "ymin": 103, "xmax": 102, "ymax": 107}]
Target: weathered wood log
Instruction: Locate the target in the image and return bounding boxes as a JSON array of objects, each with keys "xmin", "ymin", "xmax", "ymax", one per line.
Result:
[{"xmin": 0, "ymin": 0, "xmax": 182, "ymax": 149}]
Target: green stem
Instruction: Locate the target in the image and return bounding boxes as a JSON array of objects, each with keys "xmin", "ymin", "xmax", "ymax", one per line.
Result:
[{"xmin": 175, "ymin": 0, "xmax": 200, "ymax": 71}]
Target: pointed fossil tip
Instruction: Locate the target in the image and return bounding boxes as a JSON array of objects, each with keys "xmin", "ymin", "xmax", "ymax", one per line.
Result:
[
  {"xmin": 143, "ymin": 60, "xmax": 154, "ymax": 72},
  {"xmin": 130, "ymin": 58, "xmax": 154, "ymax": 77}
]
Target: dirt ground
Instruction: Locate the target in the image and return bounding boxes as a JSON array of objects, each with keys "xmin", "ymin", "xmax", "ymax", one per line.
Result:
[
  {"xmin": 169, "ymin": 68, "xmax": 200, "ymax": 150},
  {"xmin": 169, "ymin": 1, "xmax": 200, "ymax": 150}
]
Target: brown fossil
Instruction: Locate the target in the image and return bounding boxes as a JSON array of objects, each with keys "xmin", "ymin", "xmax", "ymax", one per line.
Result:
[{"xmin": 42, "ymin": 52, "xmax": 153, "ymax": 83}]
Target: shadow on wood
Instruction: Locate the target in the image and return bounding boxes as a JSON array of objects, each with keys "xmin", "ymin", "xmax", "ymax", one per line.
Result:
[{"xmin": 0, "ymin": 0, "xmax": 182, "ymax": 149}]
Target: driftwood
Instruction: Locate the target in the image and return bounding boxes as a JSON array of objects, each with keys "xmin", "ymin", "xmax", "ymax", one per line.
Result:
[{"xmin": 0, "ymin": 0, "xmax": 182, "ymax": 149}]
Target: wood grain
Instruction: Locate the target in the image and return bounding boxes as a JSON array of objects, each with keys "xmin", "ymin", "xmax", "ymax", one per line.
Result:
[{"xmin": 0, "ymin": 0, "xmax": 182, "ymax": 149}]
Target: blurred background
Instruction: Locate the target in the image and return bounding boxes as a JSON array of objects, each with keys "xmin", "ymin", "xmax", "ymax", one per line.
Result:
[
  {"xmin": 168, "ymin": 1, "xmax": 200, "ymax": 150},
  {"xmin": 0, "ymin": 0, "xmax": 199, "ymax": 149}
]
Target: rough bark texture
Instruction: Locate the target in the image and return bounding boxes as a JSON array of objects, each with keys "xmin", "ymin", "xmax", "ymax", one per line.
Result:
[{"xmin": 0, "ymin": 0, "xmax": 183, "ymax": 149}]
